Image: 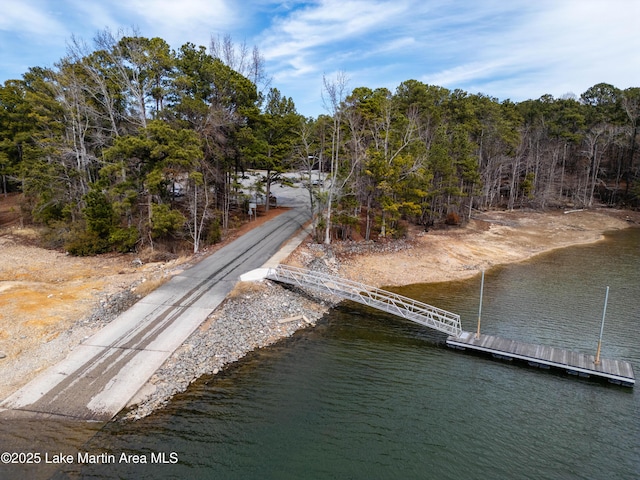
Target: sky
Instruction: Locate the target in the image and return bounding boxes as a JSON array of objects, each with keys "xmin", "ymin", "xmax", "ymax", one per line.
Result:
[{"xmin": 1, "ymin": 0, "xmax": 639, "ymax": 117}]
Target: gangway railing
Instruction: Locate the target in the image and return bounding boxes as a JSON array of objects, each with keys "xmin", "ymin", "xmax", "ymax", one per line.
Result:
[{"xmin": 266, "ymin": 265, "xmax": 463, "ymax": 336}]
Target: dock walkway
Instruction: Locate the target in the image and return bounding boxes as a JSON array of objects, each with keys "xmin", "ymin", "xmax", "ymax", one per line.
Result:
[
  {"xmin": 246, "ymin": 265, "xmax": 635, "ymax": 388},
  {"xmin": 265, "ymin": 265, "xmax": 463, "ymax": 337},
  {"xmin": 447, "ymin": 331, "xmax": 635, "ymax": 386}
]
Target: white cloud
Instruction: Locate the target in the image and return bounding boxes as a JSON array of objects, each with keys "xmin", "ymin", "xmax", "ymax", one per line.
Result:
[
  {"xmin": 58, "ymin": 0, "xmax": 238, "ymax": 53},
  {"xmin": 409, "ymin": 0, "xmax": 640, "ymax": 101},
  {"xmin": 0, "ymin": 0, "xmax": 66, "ymax": 37},
  {"xmin": 63, "ymin": 0, "xmax": 121, "ymax": 33},
  {"xmin": 260, "ymin": 0, "xmax": 413, "ymax": 64},
  {"xmin": 123, "ymin": 0, "xmax": 235, "ymax": 29},
  {"xmin": 258, "ymin": 0, "xmax": 534, "ymax": 99},
  {"xmin": 422, "ymin": 61, "xmax": 509, "ymax": 88},
  {"xmin": 0, "ymin": 1, "xmax": 73, "ymax": 76}
]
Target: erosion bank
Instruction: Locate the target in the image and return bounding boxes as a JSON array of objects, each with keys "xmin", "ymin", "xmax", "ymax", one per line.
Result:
[{"xmin": 318, "ymin": 208, "xmax": 638, "ymax": 288}]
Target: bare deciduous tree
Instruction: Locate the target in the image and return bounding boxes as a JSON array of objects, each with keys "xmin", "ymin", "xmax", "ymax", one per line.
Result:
[
  {"xmin": 321, "ymin": 71, "xmax": 349, "ymax": 244},
  {"xmin": 209, "ymin": 34, "xmax": 272, "ymax": 95}
]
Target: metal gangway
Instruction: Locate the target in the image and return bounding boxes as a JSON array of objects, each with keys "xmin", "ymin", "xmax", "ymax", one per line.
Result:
[{"xmin": 266, "ymin": 265, "xmax": 463, "ymax": 337}]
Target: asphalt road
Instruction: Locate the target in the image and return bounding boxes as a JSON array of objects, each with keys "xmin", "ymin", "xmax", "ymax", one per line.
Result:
[{"xmin": 0, "ymin": 206, "xmax": 310, "ymax": 421}]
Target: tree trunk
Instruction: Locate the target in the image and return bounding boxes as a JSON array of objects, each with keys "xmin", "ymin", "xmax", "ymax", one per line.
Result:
[{"xmin": 365, "ymin": 195, "xmax": 372, "ymax": 241}]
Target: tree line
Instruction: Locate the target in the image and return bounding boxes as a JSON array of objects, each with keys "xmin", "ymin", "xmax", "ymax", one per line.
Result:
[
  {"xmin": 0, "ymin": 30, "xmax": 638, "ymax": 254},
  {"xmin": 307, "ymin": 78, "xmax": 639, "ymax": 243}
]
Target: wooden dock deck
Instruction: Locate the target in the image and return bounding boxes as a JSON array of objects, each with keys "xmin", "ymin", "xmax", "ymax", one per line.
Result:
[{"xmin": 447, "ymin": 331, "xmax": 635, "ymax": 387}]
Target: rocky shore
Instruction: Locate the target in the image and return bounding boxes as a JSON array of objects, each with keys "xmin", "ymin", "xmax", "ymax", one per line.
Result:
[{"xmin": 120, "ymin": 278, "xmax": 339, "ymax": 421}]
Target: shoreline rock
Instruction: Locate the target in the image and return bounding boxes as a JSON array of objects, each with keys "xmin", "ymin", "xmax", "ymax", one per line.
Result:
[{"xmin": 119, "ymin": 280, "xmax": 340, "ymax": 421}]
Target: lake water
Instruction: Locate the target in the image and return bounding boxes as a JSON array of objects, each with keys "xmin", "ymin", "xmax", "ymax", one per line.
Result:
[{"xmin": 2, "ymin": 228, "xmax": 639, "ymax": 479}]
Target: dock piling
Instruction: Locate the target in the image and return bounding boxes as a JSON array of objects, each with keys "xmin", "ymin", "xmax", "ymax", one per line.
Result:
[
  {"xmin": 594, "ymin": 286, "xmax": 609, "ymax": 366},
  {"xmin": 476, "ymin": 270, "xmax": 484, "ymax": 339}
]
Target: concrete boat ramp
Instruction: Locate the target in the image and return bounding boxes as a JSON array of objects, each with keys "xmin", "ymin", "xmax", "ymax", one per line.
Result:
[
  {"xmin": 1, "ymin": 220, "xmax": 634, "ymax": 423},
  {"xmin": 0, "ymin": 287, "xmax": 227, "ymax": 421},
  {"xmin": 0, "ymin": 207, "xmax": 310, "ymax": 421}
]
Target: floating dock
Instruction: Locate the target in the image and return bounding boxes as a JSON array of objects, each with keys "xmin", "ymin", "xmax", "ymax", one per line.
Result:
[
  {"xmin": 257, "ymin": 266, "xmax": 635, "ymax": 388},
  {"xmin": 447, "ymin": 331, "xmax": 635, "ymax": 387}
]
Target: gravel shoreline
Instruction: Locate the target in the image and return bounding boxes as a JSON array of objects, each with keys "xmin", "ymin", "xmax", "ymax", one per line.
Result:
[{"xmin": 119, "ymin": 255, "xmax": 341, "ymax": 422}]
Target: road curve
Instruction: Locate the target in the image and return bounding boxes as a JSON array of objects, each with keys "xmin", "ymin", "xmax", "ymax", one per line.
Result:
[{"xmin": 0, "ymin": 207, "xmax": 310, "ymax": 421}]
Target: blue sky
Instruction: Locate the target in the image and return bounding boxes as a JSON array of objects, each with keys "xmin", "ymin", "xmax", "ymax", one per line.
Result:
[{"xmin": 1, "ymin": 0, "xmax": 639, "ymax": 116}]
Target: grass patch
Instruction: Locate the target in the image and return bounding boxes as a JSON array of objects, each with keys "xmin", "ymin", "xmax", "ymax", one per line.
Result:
[
  {"xmin": 227, "ymin": 281, "xmax": 267, "ymax": 299},
  {"xmin": 134, "ymin": 277, "xmax": 169, "ymax": 297}
]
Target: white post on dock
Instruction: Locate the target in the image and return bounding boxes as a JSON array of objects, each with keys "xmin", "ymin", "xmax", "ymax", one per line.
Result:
[
  {"xmin": 476, "ymin": 270, "xmax": 484, "ymax": 339},
  {"xmin": 594, "ymin": 286, "xmax": 609, "ymax": 366}
]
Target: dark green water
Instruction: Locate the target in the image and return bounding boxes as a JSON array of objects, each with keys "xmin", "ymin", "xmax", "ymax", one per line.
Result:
[{"xmin": 5, "ymin": 228, "xmax": 640, "ymax": 479}]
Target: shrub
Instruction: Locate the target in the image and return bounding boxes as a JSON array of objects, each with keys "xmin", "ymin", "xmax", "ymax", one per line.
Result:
[
  {"xmin": 445, "ymin": 212, "xmax": 461, "ymax": 225},
  {"xmin": 109, "ymin": 226, "xmax": 140, "ymax": 253},
  {"xmin": 65, "ymin": 229, "xmax": 110, "ymax": 256},
  {"xmin": 207, "ymin": 218, "xmax": 222, "ymax": 244},
  {"xmin": 390, "ymin": 220, "xmax": 408, "ymax": 239},
  {"xmin": 83, "ymin": 190, "xmax": 115, "ymax": 237},
  {"xmin": 150, "ymin": 204, "xmax": 185, "ymax": 239},
  {"xmin": 41, "ymin": 220, "xmax": 72, "ymax": 249}
]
